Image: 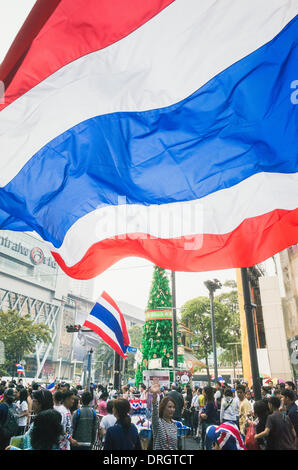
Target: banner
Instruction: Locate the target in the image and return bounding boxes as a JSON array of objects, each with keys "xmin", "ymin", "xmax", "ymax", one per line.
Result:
[
  {"xmin": 143, "ymin": 369, "xmax": 170, "ymax": 388},
  {"xmin": 145, "ymin": 309, "xmax": 172, "ymax": 321},
  {"xmin": 148, "ymin": 358, "xmax": 162, "ymax": 369}
]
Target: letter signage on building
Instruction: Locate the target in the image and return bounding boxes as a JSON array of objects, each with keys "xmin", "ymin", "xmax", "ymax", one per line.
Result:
[{"xmin": 0, "ymin": 234, "xmax": 57, "ymax": 269}]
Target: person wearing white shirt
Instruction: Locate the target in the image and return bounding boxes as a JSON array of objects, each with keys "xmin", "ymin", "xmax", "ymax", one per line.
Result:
[
  {"xmin": 220, "ymin": 388, "xmax": 239, "ymax": 425},
  {"xmin": 99, "ymin": 400, "xmax": 117, "ymax": 446},
  {"xmin": 190, "ymin": 388, "xmax": 200, "ymax": 437},
  {"xmin": 15, "ymin": 388, "xmax": 29, "ymax": 434},
  {"xmin": 139, "ymin": 384, "xmax": 148, "ymax": 401},
  {"xmin": 246, "ymin": 390, "xmax": 255, "ymax": 408},
  {"xmin": 57, "ymin": 391, "xmax": 79, "ymax": 450}
]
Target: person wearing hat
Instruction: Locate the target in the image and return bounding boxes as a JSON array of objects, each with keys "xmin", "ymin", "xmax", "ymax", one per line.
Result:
[{"xmin": 206, "ymin": 422, "xmax": 246, "ymax": 450}]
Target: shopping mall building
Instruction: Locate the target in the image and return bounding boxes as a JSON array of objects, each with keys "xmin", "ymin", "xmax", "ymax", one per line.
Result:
[{"xmin": 0, "ymin": 230, "xmax": 144, "ymax": 382}]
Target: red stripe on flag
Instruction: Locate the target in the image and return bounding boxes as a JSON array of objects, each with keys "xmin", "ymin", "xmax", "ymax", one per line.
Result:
[
  {"xmin": 52, "ymin": 208, "xmax": 298, "ymax": 280},
  {"xmin": 0, "ymin": 0, "xmax": 174, "ymax": 111},
  {"xmin": 217, "ymin": 432, "xmax": 227, "ymax": 446},
  {"xmin": 0, "ymin": 0, "xmax": 61, "ymax": 97},
  {"xmin": 84, "ymin": 320, "xmax": 127, "ymax": 359}
]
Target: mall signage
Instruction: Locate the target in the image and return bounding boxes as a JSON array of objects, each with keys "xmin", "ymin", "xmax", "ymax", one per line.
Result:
[{"xmin": 0, "ymin": 235, "xmax": 57, "ymax": 268}]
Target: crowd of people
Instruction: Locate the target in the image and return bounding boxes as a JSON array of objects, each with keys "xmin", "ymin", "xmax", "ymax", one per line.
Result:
[{"xmin": 0, "ymin": 376, "xmax": 297, "ymax": 451}]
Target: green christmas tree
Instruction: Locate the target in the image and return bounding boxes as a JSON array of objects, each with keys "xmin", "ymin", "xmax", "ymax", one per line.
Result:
[{"xmin": 135, "ymin": 266, "xmax": 184, "ymax": 387}]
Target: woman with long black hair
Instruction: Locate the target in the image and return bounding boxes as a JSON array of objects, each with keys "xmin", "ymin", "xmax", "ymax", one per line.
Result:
[
  {"xmin": 23, "ymin": 388, "xmax": 54, "ymax": 449},
  {"xmin": 103, "ymin": 398, "xmax": 142, "ymax": 450},
  {"xmin": 7, "ymin": 410, "xmax": 64, "ymax": 450},
  {"xmin": 15, "ymin": 388, "xmax": 29, "ymax": 435},
  {"xmin": 151, "ymin": 383, "xmax": 178, "ymax": 450},
  {"xmin": 183, "ymin": 385, "xmax": 193, "ymax": 429},
  {"xmin": 200, "ymin": 386, "xmax": 218, "ymax": 450}
]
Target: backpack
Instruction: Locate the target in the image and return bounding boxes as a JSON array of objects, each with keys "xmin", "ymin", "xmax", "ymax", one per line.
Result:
[
  {"xmin": 74, "ymin": 407, "xmax": 96, "ymax": 425},
  {"xmin": 2, "ymin": 405, "xmax": 19, "ymax": 439},
  {"xmin": 72, "ymin": 408, "xmax": 97, "ymax": 439}
]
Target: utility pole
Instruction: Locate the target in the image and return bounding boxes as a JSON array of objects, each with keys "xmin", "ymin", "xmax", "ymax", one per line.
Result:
[
  {"xmin": 113, "ymin": 351, "xmax": 121, "ymax": 390},
  {"xmin": 204, "ymin": 279, "xmax": 222, "ymax": 383},
  {"xmin": 86, "ymin": 348, "xmax": 93, "ymax": 390},
  {"xmin": 241, "ymin": 267, "xmax": 262, "ymax": 400},
  {"xmin": 171, "ymin": 271, "xmax": 178, "ymax": 385}
]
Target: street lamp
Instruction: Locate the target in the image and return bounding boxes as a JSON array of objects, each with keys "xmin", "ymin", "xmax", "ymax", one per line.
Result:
[
  {"xmin": 204, "ymin": 279, "xmax": 222, "ymax": 383},
  {"xmin": 227, "ymin": 342, "xmax": 241, "ymax": 384}
]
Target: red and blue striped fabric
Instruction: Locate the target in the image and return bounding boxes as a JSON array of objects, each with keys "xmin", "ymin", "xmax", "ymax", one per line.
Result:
[
  {"xmin": 0, "ymin": 0, "xmax": 297, "ymax": 279},
  {"xmin": 46, "ymin": 380, "xmax": 56, "ymax": 394},
  {"xmin": 16, "ymin": 363, "xmax": 25, "ymax": 376},
  {"xmin": 83, "ymin": 291, "xmax": 130, "ymax": 358}
]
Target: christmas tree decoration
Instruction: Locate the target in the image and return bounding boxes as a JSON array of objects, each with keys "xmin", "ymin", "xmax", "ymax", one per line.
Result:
[{"xmin": 135, "ymin": 265, "xmax": 185, "ymax": 387}]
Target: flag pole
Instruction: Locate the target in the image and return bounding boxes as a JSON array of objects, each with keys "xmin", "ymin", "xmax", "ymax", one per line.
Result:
[
  {"xmin": 241, "ymin": 267, "xmax": 262, "ymax": 400},
  {"xmin": 113, "ymin": 351, "xmax": 121, "ymax": 390},
  {"xmin": 86, "ymin": 348, "xmax": 93, "ymax": 391}
]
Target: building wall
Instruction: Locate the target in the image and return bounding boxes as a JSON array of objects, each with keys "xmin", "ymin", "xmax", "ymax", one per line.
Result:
[
  {"xmin": 279, "ymin": 247, "xmax": 298, "ymax": 339},
  {"xmin": 259, "ymin": 276, "xmax": 292, "ymax": 380},
  {"xmin": 0, "ymin": 230, "xmax": 145, "ymax": 380},
  {"xmin": 279, "ymin": 246, "xmax": 298, "ymax": 380}
]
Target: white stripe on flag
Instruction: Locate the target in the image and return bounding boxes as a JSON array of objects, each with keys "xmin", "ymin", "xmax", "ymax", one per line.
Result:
[
  {"xmin": 97, "ymin": 296, "xmax": 124, "ymax": 332},
  {"xmin": 48, "ymin": 171, "xmax": 298, "ymax": 267}
]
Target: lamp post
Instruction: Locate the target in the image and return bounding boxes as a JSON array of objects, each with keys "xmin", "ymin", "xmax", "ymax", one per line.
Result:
[
  {"xmin": 227, "ymin": 342, "xmax": 241, "ymax": 384},
  {"xmin": 204, "ymin": 279, "xmax": 222, "ymax": 383}
]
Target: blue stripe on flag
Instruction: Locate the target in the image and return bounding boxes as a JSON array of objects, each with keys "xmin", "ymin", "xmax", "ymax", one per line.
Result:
[
  {"xmin": 0, "ymin": 15, "xmax": 297, "ymax": 247},
  {"xmin": 89, "ymin": 302, "xmax": 127, "ymax": 353}
]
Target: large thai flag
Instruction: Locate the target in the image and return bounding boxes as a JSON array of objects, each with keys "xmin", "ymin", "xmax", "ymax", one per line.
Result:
[
  {"xmin": 83, "ymin": 291, "xmax": 130, "ymax": 358},
  {"xmin": 0, "ymin": 0, "xmax": 297, "ymax": 279}
]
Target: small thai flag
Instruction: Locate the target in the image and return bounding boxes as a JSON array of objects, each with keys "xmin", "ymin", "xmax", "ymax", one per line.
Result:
[
  {"xmin": 212, "ymin": 375, "xmax": 224, "ymax": 384},
  {"xmin": 83, "ymin": 291, "xmax": 130, "ymax": 358},
  {"xmin": 16, "ymin": 364, "xmax": 25, "ymax": 376},
  {"xmin": 47, "ymin": 380, "xmax": 56, "ymax": 394}
]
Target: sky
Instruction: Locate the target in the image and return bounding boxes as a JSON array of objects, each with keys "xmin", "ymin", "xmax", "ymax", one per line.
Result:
[{"xmin": 0, "ymin": 1, "xmax": 279, "ymax": 312}]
